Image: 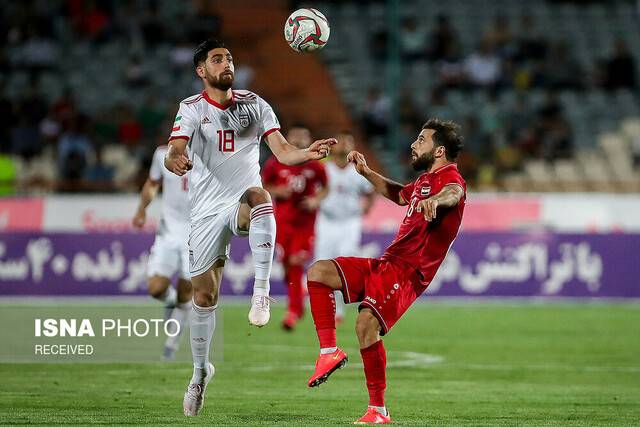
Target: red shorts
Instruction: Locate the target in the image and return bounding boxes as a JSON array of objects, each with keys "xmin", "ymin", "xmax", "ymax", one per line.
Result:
[
  {"xmin": 276, "ymin": 229, "xmax": 314, "ymax": 264},
  {"xmin": 331, "ymin": 257, "xmax": 426, "ymax": 335}
]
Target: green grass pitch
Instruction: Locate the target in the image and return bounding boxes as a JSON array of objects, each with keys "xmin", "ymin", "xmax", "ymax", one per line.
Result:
[{"xmin": 0, "ymin": 301, "xmax": 638, "ymax": 426}]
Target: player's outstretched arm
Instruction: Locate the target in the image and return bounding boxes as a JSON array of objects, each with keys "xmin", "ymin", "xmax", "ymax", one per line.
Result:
[
  {"xmin": 416, "ymin": 184, "xmax": 464, "ymax": 221},
  {"xmin": 132, "ymin": 178, "xmax": 160, "ymax": 229},
  {"xmin": 164, "ymin": 137, "xmax": 193, "ymax": 176},
  {"xmin": 266, "ymin": 130, "xmax": 336, "ymax": 165},
  {"xmin": 347, "ymin": 150, "xmax": 406, "ymax": 205}
]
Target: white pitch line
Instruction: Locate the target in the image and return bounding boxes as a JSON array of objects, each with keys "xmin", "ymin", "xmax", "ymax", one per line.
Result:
[{"xmin": 244, "ymin": 349, "xmax": 444, "ymax": 372}]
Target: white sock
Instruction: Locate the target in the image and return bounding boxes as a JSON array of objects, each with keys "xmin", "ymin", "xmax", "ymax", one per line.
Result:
[
  {"xmin": 320, "ymin": 347, "xmax": 337, "ymax": 355},
  {"xmin": 334, "ymin": 290, "xmax": 345, "ymax": 317},
  {"xmin": 190, "ymin": 302, "xmax": 216, "ymax": 383},
  {"xmin": 164, "ymin": 300, "xmax": 191, "ymax": 350},
  {"xmin": 248, "ymin": 203, "xmax": 275, "ymax": 296},
  {"xmin": 369, "ymin": 405, "xmax": 387, "ymax": 416},
  {"xmin": 158, "ymin": 286, "xmax": 177, "ymax": 306}
]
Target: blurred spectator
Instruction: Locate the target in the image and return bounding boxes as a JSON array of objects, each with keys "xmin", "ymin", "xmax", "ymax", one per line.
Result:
[
  {"xmin": 505, "ymin": 93, "xmax": 533, "ymax": 144},
  {"xmin": 117, "ymin": 106, "xmax": 143, "ymax": 147},
  {"xmin": 543, "ymin": 42, "xmax": 583, "ymax": 90},
  {"xmin": 362, "ymin": 88, "xmax": 390, "ymax": 140},
  {"xmin": 428, "ymin": 14, "xmax": 458, "ymax": 61},
  {"xmin": 465, "ymin": 39, "xmax": 502, "ymax": 88},
  {"xmin": 399, "ymin": 17, "xmax": 427, "ymax": 62},
  {"xmin": 71, "ymin": 0, "xmax": 112, "ymax": 43},
  {"xmin": 370, "ymin": 30, "xmax": 388, "ymax": 62},
  {"xmin": 513, "ymin": 15, "xmax": 548, "ymax": 62},
  {"xmin": 57, "ymin": 116, "xmax": 92, "ymax": 187},
  {"xmin": 85, "ymin": 146, "xmax": 115, "ymax": 192},
  {"xmin": 11, "ymin": 117, "xmax": 41, "ymax": 160},
  {"xmin": 125, "ymin": 55, "xmax": 147, "ymax": 88},
  {"xmin": 19, "ymin": 25, "xmax": 60, "ymax": 74},
  {"xmin": 186, "ymin": 1, "xmax": 222, "ymax": 43},
  {"xmin": 437, "ymin": 43, "xmax": 466, "ymax": 89},
  {"xmin": 138, "ymin": 96, "xmax": 165, "ymax": 137},
  {"xmin": 170, "ymin": 37, "xmax": 195, "ymax": 69},
  {"xmin": 51, "ymin": 88, "xmax": 77, "ymax": 129},
  {"xmin": 604, "ymin": 40, "xmax": 636, "ymax": 90},
  {"xmin": 485, "ymin": 15, "xmax": 514, "ymax": 58},
  {"xmin": 536, "ymin": 91, "xmax": 573, "ymax": 159},
  {"xmin": 39, "ymin": 111, "xmax": 62, "ymax": 145},
  {"xmin": 140, "ymin": 2, "xmax": 166, "ymax": 47},
  {"xmin": 427, "ymin": 86, "xmax": 454, "ymax": 120}
]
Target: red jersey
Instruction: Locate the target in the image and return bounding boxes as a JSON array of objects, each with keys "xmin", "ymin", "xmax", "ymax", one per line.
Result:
[
  {"xmin": 382, "ymin": 163, "xmax": 466, "ymax": 284},
  {"xmin": 262, "ymin": 156, "xmax": 327, "ymax": 230}
]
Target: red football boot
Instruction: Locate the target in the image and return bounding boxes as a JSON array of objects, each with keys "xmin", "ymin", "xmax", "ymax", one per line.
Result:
[
  {"xmin": 307, "ymin": 348, "xmax": 348, "ymax": 387},
  {"xmin": 281, "ymin": 311, "xmax": 298, "ymax": 331},
  {"xmin": 353, "ymin": 407, "xmax": 391, "ymax": 424}
]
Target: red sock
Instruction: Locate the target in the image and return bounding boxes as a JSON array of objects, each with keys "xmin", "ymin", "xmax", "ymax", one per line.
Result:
[
  {"xmin": 307, "ymin": 280, "xmax": 336, "ymax": 349},
  {"xmin": 286, "ymin": 265, "xmax": 305, "ymax": 318},
  {"xmin": 360, "ymin": 340, "xmax": 386, "ymax": 407}
]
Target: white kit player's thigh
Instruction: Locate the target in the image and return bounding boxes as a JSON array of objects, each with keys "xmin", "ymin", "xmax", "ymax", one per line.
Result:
[
  {"xmin": 336, "ymin": 219, "xmax": 362, "ymax": 256},
  {"xmin": 189, "ymin": 210, "xmax": 235, "ymax": 277},
  {"xmin": 226, "ymin": 201, "xmax": 249, "ymax": 237},
  {"xmin": 179, "ymin": 241, "xmax": 191, "ymax": 281},
  {"xmin": 148, "ymin": 234, "xmax": 181, "ymax": 279}
]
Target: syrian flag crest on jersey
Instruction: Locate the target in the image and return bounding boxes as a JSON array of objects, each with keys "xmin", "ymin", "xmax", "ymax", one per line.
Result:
[{"xmin": 421, "ymin": 186, "xmax": 431, "ymax": 196}]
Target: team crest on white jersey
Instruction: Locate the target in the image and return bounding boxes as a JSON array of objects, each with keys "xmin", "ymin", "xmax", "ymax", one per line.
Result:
[
  {"xmin": 421, "ymin": 186, "xmax": 431, "ymax": 196},
  {"xmin": 239, "ymin": 112, "xmax": 250, "ymax": 128}
]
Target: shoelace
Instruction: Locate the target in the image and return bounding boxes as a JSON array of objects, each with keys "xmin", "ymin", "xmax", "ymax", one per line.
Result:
[
  {"xmin": 251, "ymin": 295, "xmax": 275, "ymax": 310},
  {"xmin": 186, "ymin": 384, "xmax": 202, "ymax": 399}
]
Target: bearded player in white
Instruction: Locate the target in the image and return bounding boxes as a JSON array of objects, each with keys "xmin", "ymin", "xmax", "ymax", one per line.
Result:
[
  {"xmin": 164, "ymin": 39, "xmax": 335, "ymax": 417},
  {"xmin": 314, "ymin": 131, "xmax": 375, "ymax": 323},
  {"xmin": 132, "ymin": 145, "xmax": 192, "ymax": 361}
]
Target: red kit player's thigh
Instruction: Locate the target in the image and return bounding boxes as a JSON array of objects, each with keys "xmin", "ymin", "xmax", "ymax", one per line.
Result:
[
  {"xmin": 331, "ymin": 257, "xmax": 374, "ymax": 304},
  {"xmin": 359, "ymin": 260, "xmax": 426, "ymax": 335}
]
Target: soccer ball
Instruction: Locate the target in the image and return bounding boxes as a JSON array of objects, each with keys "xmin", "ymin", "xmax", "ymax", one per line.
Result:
[{"xmin": 284, "ymin": 8, "xmax": 330, "ymax": 53}]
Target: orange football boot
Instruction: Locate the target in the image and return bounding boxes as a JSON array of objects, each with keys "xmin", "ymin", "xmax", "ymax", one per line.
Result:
[
  {"xmin": 353, "ymin": 407, "xmax": 391, "ymax": 424},
  {"xmin": 307, "ymin": 348, "xmax": 348, "ymax": 387}
]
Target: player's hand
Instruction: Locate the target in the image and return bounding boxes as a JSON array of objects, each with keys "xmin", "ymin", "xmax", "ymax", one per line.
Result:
[
  {"xmin": 306, "ymin": 138, "xmax": 337, "ymax": 160},
  {"xmin": 132, "ymin": 209, "xmax": 146, "ymax": 229},
  {"xmin": 301, "ymin": 196, "xmax": 320, "ymax": 211},
  {"xmin": 347, "ymin": 150, "xmax": 370, "ymax": 175},
  {"xmin": 168, "ymin": 153, "xmax": 193, "ymax": 176},
  {"xmin": 416, "ymin": 198, "xmax": 439, "ymax": 221}
]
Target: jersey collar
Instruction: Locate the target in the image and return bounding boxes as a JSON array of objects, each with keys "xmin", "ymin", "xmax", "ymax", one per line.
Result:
[{"xmin": 202, "ymin": 90, "xmax": 234, "ymax": 110}]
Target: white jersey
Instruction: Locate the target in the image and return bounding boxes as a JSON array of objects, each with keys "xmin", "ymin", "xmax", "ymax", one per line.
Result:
[
  {"xmin": 320, "ymin": 162, "xmax": 373, "ymax": 221},
  {"xmin": 149, "ymin": 145, "xmax": 190, "ymax": 241},
  {"xmin": 169, "ymin": 90, "xmax": 280, "ymax": 223}
]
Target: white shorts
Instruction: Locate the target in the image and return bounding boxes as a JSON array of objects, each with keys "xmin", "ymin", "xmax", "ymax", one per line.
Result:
[
  {"xmin": 189, "ymin": 202, "xmax": 248, "ymax": 276},
  {"xmin": 314, "ymin": 215, "xmax": 362, "ymax": 261},
  {"xmin": 148, "ymin": 233, "xmax": 190, "ymax": 281}
]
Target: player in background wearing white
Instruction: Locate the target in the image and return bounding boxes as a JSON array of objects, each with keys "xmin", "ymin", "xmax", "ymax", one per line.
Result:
[
  {"xmin": 164, "ymin": 39, "xmax": 335, "ymax": 417},
  {"xmin": 132, "ymin": 145, "xmax": 192, "ymax": 361},
  {"xmin": 314, "ymin": 131, "xmax": 375, "ymax": 324}
]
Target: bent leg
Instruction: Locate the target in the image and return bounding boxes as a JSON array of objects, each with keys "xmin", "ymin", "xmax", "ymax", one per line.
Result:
[
  {"xmin": 307, "ymin": 260, "xmax": 344, "ymax": 351},
  {"xmin": 148, "ymin": 275, "xmax": 175, "ymax": 305},
  {"xmin": 237, "ymin": 187, "xmax": 276, "ymax": 298}
]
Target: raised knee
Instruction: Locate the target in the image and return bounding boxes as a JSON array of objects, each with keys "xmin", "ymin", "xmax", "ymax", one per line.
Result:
[
  {"xmin": 308, "ymin": 260, "xmax": 331, "ymax": 283},
  {"xmin": 245, "ymin": 187, "xmax": 271, "ymax": 207}
]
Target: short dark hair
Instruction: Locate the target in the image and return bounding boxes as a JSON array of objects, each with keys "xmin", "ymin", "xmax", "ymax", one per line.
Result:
[
  {"xmin": 193, "ymin": 38, "xmax": 227, "ymax": 67},
  {"xmin": 422, "ymin": 118, "xmax": 464, "ymax": 161}
]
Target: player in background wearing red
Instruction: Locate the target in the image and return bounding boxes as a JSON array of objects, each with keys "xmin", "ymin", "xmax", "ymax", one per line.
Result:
[
  {"xmin": 305, "ymin": 119, "xmax": 466, "ymax": 424},
  {"xmin": 262, "ymin": 125, "xmax": 328, "ymax": 331}
]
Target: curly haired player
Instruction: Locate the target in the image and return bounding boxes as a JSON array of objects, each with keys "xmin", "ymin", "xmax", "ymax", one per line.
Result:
[{"xmin": 305, "ymin": 119, "xmax": 466, "ymax": 424}]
